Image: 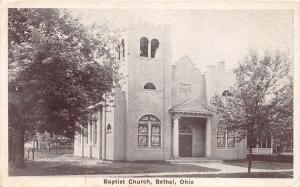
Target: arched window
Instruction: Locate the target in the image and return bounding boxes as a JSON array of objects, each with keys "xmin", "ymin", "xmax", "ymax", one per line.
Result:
[
  {"xmin": 144, "ymin": 82, "xmax": 156, "ymax": 90},
  {"xmin": 222, "ymin": 90, "xmax": 232, "ymax": 97},
  {"xmin": 151, "ymin": 39, "xmax": 159, "ymax": 58},
  {"xmin": 138, "ymin": 115, "xmax": 161, "ymax": 149},
  {"xmin": 107, "ymin": 124, "xmax": 112, "ymax": 131},
  {"xmin": 140, "ymin": 37, "xmax": 149, "ymax": 57}
]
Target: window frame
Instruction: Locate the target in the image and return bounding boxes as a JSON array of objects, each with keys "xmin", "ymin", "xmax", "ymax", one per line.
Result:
[
  {"xmin": 150, "ymin": 123, "xmax": 161, "ymax": 148},
  {"xmin": 137, "ymin": 115, "xmax": 161, "ymax": 149},
  {"xmin": 144, "ymin": 82, "xmax": 156, "ymax": 90},
  {"xmin": 217, "ymin": 126, "xmax": 236, "ymax": 149},
  {"xmin": 138, "ymin": 122, "xmax": 149, "ymax": 148},
  {"xmin": 179, "ymin": 83, "xmax": 192, "ymax": 95},
  {"xmin": 222, "ymin": 90, "xmax": 233, "ymax": 97},
  {"xmin": 227, "ymin": 130, "xmax": 236, "ymax": 148},
  {"xmin": 140, "ymin": 37, "xmax": 149, "ymax": 57},
  {"xmin": 217, "ymin": 127, "xmax": 226, "ymax": 148},
  {"xmin": 150, "ymin": 38, "xmax": 159, "ymax": 58}
]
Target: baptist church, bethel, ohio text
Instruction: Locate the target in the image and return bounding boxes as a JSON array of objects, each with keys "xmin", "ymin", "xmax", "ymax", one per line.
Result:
[{"xmin": 103, "ymin": 178, "xmax": 194, "ymax": 185}]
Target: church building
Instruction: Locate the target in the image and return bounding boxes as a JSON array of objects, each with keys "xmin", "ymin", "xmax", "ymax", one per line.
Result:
[{"xmin": 73, "ymin": 22, "xmax": 248, "ymax": 161}]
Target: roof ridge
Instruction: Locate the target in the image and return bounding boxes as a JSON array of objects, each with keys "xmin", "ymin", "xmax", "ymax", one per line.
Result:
[
  {"xmin": 170, "ymin": 99, "xmax": 212, "ymax": 115},
  {"xmin": 171, "ymin": 99, "xmax": 196, "ymax": 110}
]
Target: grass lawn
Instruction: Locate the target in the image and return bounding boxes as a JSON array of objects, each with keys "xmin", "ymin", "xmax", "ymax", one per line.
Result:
[
  {"xmin": 223, "ymin": 160, "xmax": 293, "ymax": 170},
  {"xmin": 10, "ymin": 157, "xmax": 219, "ymax": 176},
  {"xmin": 159, "ymin": 172, "xmax": 293, "ymax": 178},
  {"xmin": 10, "ymin": 151, "xmax": 293, "ymax": 177}
]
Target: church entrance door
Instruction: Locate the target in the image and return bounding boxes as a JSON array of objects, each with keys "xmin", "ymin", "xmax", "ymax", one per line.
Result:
[
  {"xmin": 179, "ymin": 127, "xmax": 193, "ymax": 157},
  {"xmin": 179, "ymin": 134, "xmax": 192, "ymax": 157}
]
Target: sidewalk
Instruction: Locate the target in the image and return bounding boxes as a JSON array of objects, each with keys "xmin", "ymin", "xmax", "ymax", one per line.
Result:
[{"xmin": 69, "ymin": 162, "xmax": 292, "ymax": 177}]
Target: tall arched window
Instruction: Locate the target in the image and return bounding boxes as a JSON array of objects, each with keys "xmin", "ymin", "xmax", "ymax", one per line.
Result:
[
  {"xmin": 144, "ymin": 82, "xmax": 156, "ymax": 90},
  {"xmin": 140, "ymin": 37, "xmax": 149, "ymax": 57},
  {"xmin": 138, "ymin": 115, "xmax": 161, "ymax": 149},
  {"xmin": 151, "ymin": 39, "xmax": 159, "ymax": 58}
]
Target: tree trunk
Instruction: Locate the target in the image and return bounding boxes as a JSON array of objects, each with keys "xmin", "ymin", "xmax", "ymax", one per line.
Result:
[
  {"xmin": 14, "ymin": 126, "xmax": 26, "ymax": 168},
  {"xmin": 9, "ymin": 129, "xmax": 16, "ymax": 163},
  {"xmin": 248, "ymin": 145, "xmax": 252, "ymax": 173},
  {"xmin": 247, "ymin": 129, "xmax": 254, "ymax": 174},
  {"xmin": 8, "ymin": 103, "xmax": 26, "ymax": 169}
]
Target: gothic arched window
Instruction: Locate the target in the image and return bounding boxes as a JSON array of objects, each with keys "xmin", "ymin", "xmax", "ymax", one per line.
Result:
[
  {"xmin": 144, "ymin": 82, "xmax": 156, "ymax": 90},
  {"xmin": 140, "ymin": 37, "xmax": 149, "ymax": 57},
  {"xmin": 138, "ymin": 115, "xmax": 161, "ymax": 149},
  {"xmin": 151, "ymin": 39, "xmax": 159, "ymax": 58}
]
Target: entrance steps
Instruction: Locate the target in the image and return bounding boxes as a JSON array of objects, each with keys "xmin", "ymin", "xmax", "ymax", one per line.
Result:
[{"xmin": 166, "ymin": 157, "xmax": 223, "ymax": 163}]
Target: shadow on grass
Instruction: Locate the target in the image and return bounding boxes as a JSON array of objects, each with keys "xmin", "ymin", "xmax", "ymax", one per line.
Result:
[{"xmin": 10, "ymin": 160, "xmax": 220, "ymax": 176}]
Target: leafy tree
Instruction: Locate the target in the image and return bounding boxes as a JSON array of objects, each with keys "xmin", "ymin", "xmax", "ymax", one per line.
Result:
[
  {"xmin": 210, "ymin": 51, "xmax": 292, "ymax": 173},
  {"xmin": 8, "ymin": 8, "xmax": 121, "ymax": 168},
  {"xmin": 267, "ymin": 77, "xmax": 293, "ymax": 152}
]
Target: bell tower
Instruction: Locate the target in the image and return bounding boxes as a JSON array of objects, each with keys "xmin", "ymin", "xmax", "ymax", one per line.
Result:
[{"xmin": 120, "ymin": 22, "xmax": 173, "ymax": 161}]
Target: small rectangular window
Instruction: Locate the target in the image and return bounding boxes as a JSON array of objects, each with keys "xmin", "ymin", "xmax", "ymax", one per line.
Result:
[{"xmin": 217, "ymin": 127, "xmax": 226, "ymax": 148}]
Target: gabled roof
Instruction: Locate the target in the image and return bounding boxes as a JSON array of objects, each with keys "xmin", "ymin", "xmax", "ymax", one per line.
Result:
[
  {"xmin": 169, "ymin": 99, "xmax": 212, "ymax": 115},
  {"xmin": 174, "ymin": 55, "xmax": 202, "ymax": 73}
]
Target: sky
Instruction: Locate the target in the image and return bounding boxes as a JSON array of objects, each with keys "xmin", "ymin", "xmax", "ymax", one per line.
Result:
[{"xmin": 71, "ymin": 9, "xmax": 293, "ymax": 71}]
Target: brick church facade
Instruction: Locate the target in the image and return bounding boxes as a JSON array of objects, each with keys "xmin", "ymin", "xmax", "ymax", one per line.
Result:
[{"xmin": 73, "ymin": 22, "xmax": 248, "ymax": 161}]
